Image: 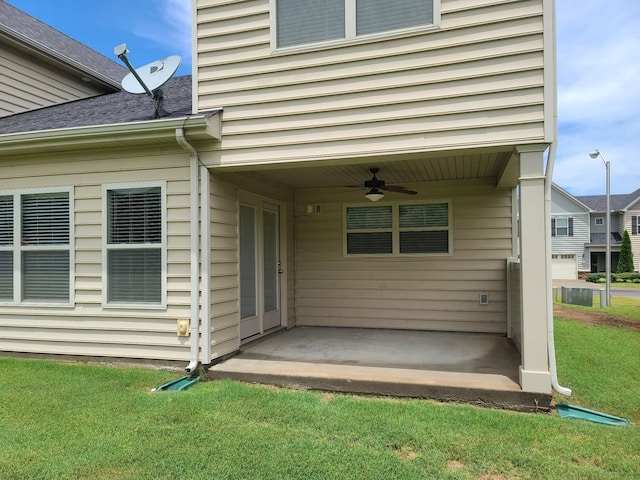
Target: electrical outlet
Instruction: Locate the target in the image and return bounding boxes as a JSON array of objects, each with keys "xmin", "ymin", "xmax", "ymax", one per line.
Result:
[{"xmin": 177, "ymin": 318, "xmax": 190, "ymax": 336}]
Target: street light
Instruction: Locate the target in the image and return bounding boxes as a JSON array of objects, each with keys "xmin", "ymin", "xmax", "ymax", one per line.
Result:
[{"xmin": 589, "ymin": 149, "xmax": 610, "ymax": 307}]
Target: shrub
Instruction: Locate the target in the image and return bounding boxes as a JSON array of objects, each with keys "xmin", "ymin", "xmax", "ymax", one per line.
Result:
[
  {"xmin": 617, "ymin": 230, "xmax": 635, "ymax": 273},
  {"xmin": 585, "ymin": 272, "xmax": 640, "ymax": 283}
]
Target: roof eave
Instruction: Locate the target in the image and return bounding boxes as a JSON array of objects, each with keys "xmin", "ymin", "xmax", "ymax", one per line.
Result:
[
  {"xmin": 0, "ymin": 28, "xmax": 124, "ymax": 90},
  {"xmin": 0, "ymin": 113, "xmax": 221, "ymax": 157}
]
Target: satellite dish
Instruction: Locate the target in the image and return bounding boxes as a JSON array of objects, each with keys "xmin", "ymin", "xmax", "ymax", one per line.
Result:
[
  {"xmin": 114, "ymin": 44, "xmax": 181, "ymax": 119},
  {"xmin": 121, "ymin": 55, "xmax": 181, "ymax": 94}
]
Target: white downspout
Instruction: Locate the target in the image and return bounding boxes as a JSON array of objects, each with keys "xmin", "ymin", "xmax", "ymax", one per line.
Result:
[
  {"xmin": 176, "ymin": 127, "xmax": 200, "ymax": 373},
  {"xmin": 544, "ymin": 144, "xmax": 571, "ymax": 396},
  {"xmin": 544, "ymin": 0, "xmax": 571, "ymax": 396}
]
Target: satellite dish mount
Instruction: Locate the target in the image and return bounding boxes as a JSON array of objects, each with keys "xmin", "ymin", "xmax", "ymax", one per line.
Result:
[{"xmin": 115, "ymin": 43, "xmax": 181, "ymax": 119}]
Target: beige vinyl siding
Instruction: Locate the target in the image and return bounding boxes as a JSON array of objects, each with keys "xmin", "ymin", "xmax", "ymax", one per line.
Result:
[
  {"xmin": 0, "ymin": 145, "xmax": 194, "ymax": 361},
  {"xmin": 294, "ymin": 181, "xmax": 512, "ymax": 332},
  {"xmin": 625, "ymin": 210, "xmax": 640, "ymax": 272},
  {"xmin": 196, "ymin": 0, "xmax": 546, "ymax": 166},
  {"xmin": 207, "ymin": 174, "xmax": 240, "ymax": 358},
  {"xmin": 208, "ymin": 172, "xmax": 297, "ymax": 340},
  {"xmin": 0, "ymin": 44, "xmax": 111, "ymax": 117}
]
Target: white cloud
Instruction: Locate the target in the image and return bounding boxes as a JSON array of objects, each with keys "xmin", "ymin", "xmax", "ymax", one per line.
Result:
[
  {"xmin": 130, "ymin": 0, "xmax": 192, "ymax": 66},
  {"xmin": 554, "ymin": 0, "xmax": 640, "ymax": 195}
]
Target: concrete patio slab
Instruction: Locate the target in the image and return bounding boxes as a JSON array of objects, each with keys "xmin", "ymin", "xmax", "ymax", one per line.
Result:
[{"xmin": 209, "ymin": 327, "xmax": 551, "ymax": 411}]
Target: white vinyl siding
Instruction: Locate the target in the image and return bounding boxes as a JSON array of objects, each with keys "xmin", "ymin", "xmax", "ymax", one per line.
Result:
[
  {"xmin": 0, "ymin": 188, "xmax": 73, "ymax": 305},
  {"xmin": 103, "ymin": 183, "xmax": 166, "ymax": 308},
  {"xmin": 273, "ymin": 0, "xmax": 437, "ymax": 49}
]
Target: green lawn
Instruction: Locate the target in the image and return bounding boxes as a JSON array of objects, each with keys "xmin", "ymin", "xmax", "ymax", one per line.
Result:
[
  {"xmin": 1, "ymin": 318, "xmax": 639, "ymax": 479},
  {"xmin": 556, "ymin": 293, "xmax": 640, "ymax": 322}
]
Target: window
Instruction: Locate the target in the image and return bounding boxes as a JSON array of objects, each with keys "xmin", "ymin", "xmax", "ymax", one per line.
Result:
[
  {"xmin": 345, "ymin": 201, "xmax": 450, "ymax": 255},
  {"xmin": 552, "ymin": 217, "xmax": 573, "ymax": 237},
  {"xmin": 0, "ymin": 189, "xmax": 73, "ymax": 304},
  {"xmin": 103, "ymin": 183, "xmax": 165, "ymax": 307},
  {"xmin": 595, "ymin": 217, "xmax": 604, "ymax": 226},
  {"xmin": 632, "ymin": 216, "xmax": 638, "ymax": 235},
  {"xmin": 273, "ymin": 0, "xmax": 438, "ymax": 49}
]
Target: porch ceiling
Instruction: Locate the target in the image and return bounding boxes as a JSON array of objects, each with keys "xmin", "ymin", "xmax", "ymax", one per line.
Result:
[{"xmin": 221, "ymin": 150, "xmax": 516, "ymax": 190}]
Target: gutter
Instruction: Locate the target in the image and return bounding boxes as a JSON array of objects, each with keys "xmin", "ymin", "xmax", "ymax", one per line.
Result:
[
  {"xmin": 543, "ymin": 0, "xmax": 571, "ymax": 396},
  {"xmin": 0, "ymin": 114, "xmax": 221, "ymax": 157},
  {"xmin": 175, "ymin": 127, "xmax": 202, "ymax": 373}
]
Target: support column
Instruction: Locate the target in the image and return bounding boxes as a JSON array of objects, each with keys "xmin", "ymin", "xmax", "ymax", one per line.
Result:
[{"xmin": 517, "ymin": 145, "xmax": 551, "ymax": 393}]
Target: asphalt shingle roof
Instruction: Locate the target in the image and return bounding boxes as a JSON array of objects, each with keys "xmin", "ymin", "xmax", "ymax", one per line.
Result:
[
  {"xmin": 576, "ymin": 188, "xmax": 640, "ymax": 212},
  {"xmin": 0, "ymin": 0, "xmax": 126, "ymax": 84},
  {"xmin": 0, "ymin": 75, "xmax": 194, "ymax": 134},
  {"xmin": 590, "ymin": 232, "xmax": 622, "ymax": 246}
]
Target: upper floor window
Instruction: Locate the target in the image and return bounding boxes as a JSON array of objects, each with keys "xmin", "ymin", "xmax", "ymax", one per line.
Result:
[
  {"xmin": 103, "ymin": 183, "xmax": 166, "ymax": 308},
  {"xmin": 632, "ymin": 216, "xmax": 639, "ymax": 235},
  {"xmin": 0, "ymin": 188, "xmax": 73, "ymax": 305},
  {"xmin": 273, "ymin": 0, "xmax": 438, "ymax": 49},
  {"xmin": 595, "ymin": 217, "xmax": 604, "ymax": 226},
  {"xmin": 345, "ymin": 201, "xmax": 451, "ymax": 256},
  {"xmin": 552, "ymin": 217, "xmax": 573, "ymax": 237}
]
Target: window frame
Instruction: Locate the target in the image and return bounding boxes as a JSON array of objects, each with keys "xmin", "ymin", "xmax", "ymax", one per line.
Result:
[
  {"xmin": 343, "ymin": 199, "xmax": 452, "ymax": 257},
  {"xmin": 595, "ymin": 217, "xmax": 604, "ymax": 226},
  {"xmin": 102, "ymin": 181, "xmax": 167, "ymax": 309},
  {"xmin": 555, "ymin": 217, "xmax": 569, "ymax": 237},
  {"xmin": 0, "ymin": 187, "xmax": 74, "ymax": 307},
  {"xmin": 270, "ymin": 0, "xmax": 441, "ymax": 52}
]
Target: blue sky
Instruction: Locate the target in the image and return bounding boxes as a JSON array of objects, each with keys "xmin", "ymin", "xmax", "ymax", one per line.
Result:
[{"xmin": 7, "ymin": 0, "xmax": 640, "ymax": 196}]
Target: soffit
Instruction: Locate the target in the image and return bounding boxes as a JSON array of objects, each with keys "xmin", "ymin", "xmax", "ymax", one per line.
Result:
[{"xmin": 223, "ymin": 150, "xmax": 515, "ymax": 189}]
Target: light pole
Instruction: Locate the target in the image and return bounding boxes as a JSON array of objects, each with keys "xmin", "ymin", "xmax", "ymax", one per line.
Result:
[{"xmin": 589, "ymin": 149, "xmax": 610, "ymax": 306}]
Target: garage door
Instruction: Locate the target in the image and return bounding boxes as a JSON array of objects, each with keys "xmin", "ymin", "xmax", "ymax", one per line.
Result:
[{"xmin": 552, "ymin": 254, "xmax": 577, "ymax": 280}]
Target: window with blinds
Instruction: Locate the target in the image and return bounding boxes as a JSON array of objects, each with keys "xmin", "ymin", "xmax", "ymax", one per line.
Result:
[
  {"xmin": 274, "ymin": 0, "xmax": 436, "ymax": 48},
  {"xmin": 105, "ymin": 185, "xmax": 164, "ymax": 306},
  {"xmin": 345, "ymin": 201, "xmax": 450, "ymax": 255},
  {"xmin": 0, "ymin": 190, "xmax": 72, "ymax": 304},
  {"xmin": 0, "ymin": 196, "xmax": 13, "ymax": 301}
]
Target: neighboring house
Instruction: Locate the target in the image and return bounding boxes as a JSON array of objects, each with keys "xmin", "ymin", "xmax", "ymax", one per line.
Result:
[
  {"xmin": 0, "ymin": 0, "xmax": 560, "ymax": 396},
  {"xmin": 0, "ymin": 0, "xmax": 126, "ymax": 117},
  {"xmin": 551, "ymin": 184, "xmax": 640, "ymax": 279}
]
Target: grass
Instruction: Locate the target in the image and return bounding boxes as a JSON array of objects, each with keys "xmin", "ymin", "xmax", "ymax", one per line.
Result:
[
  {"xmin": 1, "ymin": 313, "xmax": 639, "ymax": 479},
  {"xmin": 555, "ymin": 293, "xmax": 640, "ymax": 322}
]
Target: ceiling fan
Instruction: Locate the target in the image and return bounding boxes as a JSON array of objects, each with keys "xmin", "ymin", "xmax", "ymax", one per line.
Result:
[{"xmin": 355, "ymin": 168, "xmax": 418, "ymax": 201}]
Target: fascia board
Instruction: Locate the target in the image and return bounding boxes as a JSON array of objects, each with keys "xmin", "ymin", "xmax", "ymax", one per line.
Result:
[{"xmin": 0, "ymin": 113, "xmax": 221, "ymax": 157}]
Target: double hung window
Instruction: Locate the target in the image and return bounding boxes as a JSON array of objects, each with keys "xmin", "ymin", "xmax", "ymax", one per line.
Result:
[
  {"xmin": 0, "ymin": 189, "xmax": 73, "ymax": 304},
  {"xmin": 274, "ymin": 0, "xmax": 438, "ymax": 49},
  {"xmin": 345, "ymin": 201, "xmax": 451, "ymax": 256},
  {"xmin": 103, "ymin": 183, "xmax": 165, "ymax": 307},
  {"xmin": 552, "ymin": 217, "xmax": 573, "ymax": 237}
]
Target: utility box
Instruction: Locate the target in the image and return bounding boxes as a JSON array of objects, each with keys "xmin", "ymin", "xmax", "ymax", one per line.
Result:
[{"xmin": 561, "ymin": 286, "xmax": 593, "ymax": 307}]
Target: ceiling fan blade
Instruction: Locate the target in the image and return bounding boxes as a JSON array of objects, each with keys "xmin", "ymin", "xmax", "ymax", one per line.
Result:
[{"xmin": 383, "ymin": 185, "xmax": 418, "ymax": 195}]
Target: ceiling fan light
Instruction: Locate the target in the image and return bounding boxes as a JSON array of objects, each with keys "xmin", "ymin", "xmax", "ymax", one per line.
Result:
[{"xmin": 365, "ymin": 188, "xmax": 384, "ymax": 202}]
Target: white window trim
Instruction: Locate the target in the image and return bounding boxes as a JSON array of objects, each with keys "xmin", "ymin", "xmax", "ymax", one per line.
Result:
[
  {"xmin": 0, "ymin": 186, "xmax": 75, "ymax": 307},
  {"xmin": 102, "ymin": 181, "xmax": 167, "ymax": 310},
  {"xmin": 270, "ymin": 0, "xmax": 441, "ymax": 53},
  {"xmin": 343, "ymin": 199, "xmax": 452, "ymax": 257},
  {"xmin": 555, "ymin": 216, "xmax": 569, "ymax": 237},
  {"xmin": 595, "ymin": 217, "xmax": 604, "ymax": 225}
]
